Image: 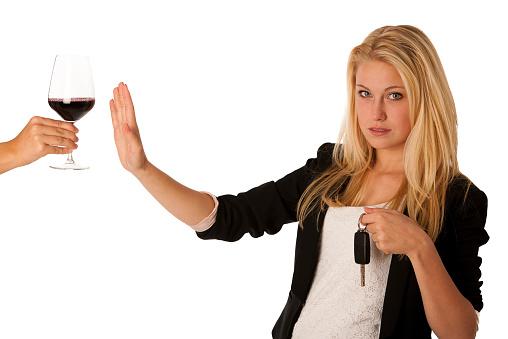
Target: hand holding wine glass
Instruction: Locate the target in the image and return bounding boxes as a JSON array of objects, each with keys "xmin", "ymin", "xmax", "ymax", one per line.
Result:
[
  {"xmin": 48, "ymin": 55, "xmax": 94, "ymax": 170},
  {"xmin": 109, "ymin": 82, "xmax": 148, "ymax": 176},
  {"xmin": 0, "ymin": 116, "xmax": 78, "ymax": 174}
]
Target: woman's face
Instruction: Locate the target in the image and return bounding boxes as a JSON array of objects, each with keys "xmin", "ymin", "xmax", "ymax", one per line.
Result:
[{"xmin": 355, "ymin": 60, "xmax": 411, "ymax": 153}]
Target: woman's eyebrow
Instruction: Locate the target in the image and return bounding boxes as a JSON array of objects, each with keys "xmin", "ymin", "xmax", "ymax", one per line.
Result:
[
  {"xmin": 385, "ymin": 85, "xmax": 405, "ymax": 91},
  {"xmin": 356, "ymin": 84, "xmax": 405, "ymax": 91}
]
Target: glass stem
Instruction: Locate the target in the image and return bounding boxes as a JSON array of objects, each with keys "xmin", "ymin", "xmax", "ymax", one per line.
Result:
[{"xmin": 65, "ymin": 151, "xmax": 75, "ymax": 165}]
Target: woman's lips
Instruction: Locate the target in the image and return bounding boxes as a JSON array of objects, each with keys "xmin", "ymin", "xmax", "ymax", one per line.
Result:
[{"xmin": 368, "ymin": 128, "xmax": 391, "ymax": 136}]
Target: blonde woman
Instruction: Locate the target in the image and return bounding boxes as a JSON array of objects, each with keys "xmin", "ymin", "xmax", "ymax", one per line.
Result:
[{"xmin": 109, "ymin": 25, "xmax": 488, "ymax": 339}]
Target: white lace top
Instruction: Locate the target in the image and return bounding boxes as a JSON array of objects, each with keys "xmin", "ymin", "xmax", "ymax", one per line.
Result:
[
  {"xmin": 291, "ymin": 204, "xmax": 392, "ymax": 339},
  {"xmin": 192, "ymin": 194, "xmax": 481, "ymax": 334}
]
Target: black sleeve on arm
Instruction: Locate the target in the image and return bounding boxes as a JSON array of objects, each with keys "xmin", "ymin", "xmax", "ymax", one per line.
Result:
[
  {"xmin": 439, "ymin": 177, "xmax": 489, "ymax": 312},
  {"xmin": 196, "ymin": 143, "xmax": 335, "ymax": 242}
]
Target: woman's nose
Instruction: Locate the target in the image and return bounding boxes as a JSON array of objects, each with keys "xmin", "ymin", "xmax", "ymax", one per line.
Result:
[{"xmin": 371, "ymin": 99, "xmax": 386, "ymax": 121}]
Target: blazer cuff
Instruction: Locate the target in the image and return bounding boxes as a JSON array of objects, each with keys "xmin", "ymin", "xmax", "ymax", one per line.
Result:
[{"xmin": 190, "ymin": 192, "xmax": 218, "ymax": 232}]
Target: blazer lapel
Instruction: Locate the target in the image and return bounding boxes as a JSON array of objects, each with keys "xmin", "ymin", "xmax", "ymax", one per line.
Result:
[
  {"xmin": 290, "ymin": 207, "xmax": 326, "ymax": 300},
  {"xmin": 379, "ymin": 255, "xmax": 411, "ymax": 338}
]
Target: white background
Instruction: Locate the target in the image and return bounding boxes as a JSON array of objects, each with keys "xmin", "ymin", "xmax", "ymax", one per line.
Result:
[{"xmin": 0, "ymin": 1, "xmax": 505, "ymax": 338}]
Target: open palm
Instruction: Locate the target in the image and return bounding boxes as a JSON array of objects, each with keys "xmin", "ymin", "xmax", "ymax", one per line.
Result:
[{"xmin": 109, "ymin": 82, "xmax": 147, "ymax": 174}]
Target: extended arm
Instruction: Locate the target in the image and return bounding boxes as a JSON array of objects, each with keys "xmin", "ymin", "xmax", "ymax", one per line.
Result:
[{"xmin": 109, "ymin": 83, "xmax": 214, "ymax": 226}]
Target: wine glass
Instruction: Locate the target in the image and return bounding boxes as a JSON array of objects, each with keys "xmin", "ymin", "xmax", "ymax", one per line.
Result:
[{"xmin": 48, "ymin": 55, "xmax": 95, "ymax": 170}]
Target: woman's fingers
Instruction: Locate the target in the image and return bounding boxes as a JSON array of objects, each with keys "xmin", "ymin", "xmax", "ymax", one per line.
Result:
[
  {"xmin": 119, "ymin": 83, "xmax": 140, "ymax": 136},
  {"xmin": 38, "ymin": 124, "xmax": 79, "ymax": 142},
  {"xmin": 23, "ymin": 117, "xmax": 79, "ymax": 147},
  {"xmin": 111, "ymin": 83, "xmax": 139, "ymax": 134},
  {"xmin": 42, "ymin": 134, "xmax": 78, "ymax": 150},
  {"xmin": 110, "ymin": 82, "xmax": 147, "ymax": 173},
  {"xmin": 122, "ymin": 84, "xmax": 136, "ymax": 122},
  {"xmin": 112, "ymin": 86, "xmax": 123, "ymax": 120},
  {"xmin": 361, "ymin": 206, "xmax": 427, "ymax": 256},
  {"xmin": 110, "ymin": 98, "xmax": 124, "ymax": 133},
  {"xmin": 30, "ymin": 116, "xmax": 78, "ymax": 133},
  {"xmin": 45, "ymin": 145, "xmax": 74, "ymax": 155},
  {"xmin": 361, "ymin": 208, "xmax": 400, "ymax": 229}
]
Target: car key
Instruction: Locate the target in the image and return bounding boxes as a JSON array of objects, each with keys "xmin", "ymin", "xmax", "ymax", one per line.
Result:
[{"xmin": 355, "ymin": 213, "xmax": 370, "ymax": 287}]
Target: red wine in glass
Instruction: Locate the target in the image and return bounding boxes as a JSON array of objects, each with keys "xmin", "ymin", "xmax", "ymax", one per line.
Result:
[
  {"xmin": 48, "ymin": 55, "xmax": 94, "ymax": 170},
  {"xmin": 48, "ymin": 98, "xmax": 95, "ymax": 122}
]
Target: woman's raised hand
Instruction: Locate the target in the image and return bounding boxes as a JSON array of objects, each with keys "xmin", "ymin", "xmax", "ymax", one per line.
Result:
[
  {"xmin": 109, "ymin": 82, "xmax": 148, "ymax": 176},
  {"xmin": 109, "ymin": 82, "xmax": 215, "ymax": 226},
  {"xmin": 0, "ymin": 116, "xmax": 79, "ymax": 174}
]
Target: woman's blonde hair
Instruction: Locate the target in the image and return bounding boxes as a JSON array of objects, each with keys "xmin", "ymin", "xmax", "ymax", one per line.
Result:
[{"xmin": 297, "ymin": 25, "xmax": 459, "ymax": 242}]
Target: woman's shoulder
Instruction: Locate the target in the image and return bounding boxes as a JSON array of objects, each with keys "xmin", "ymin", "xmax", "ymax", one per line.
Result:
[
  {"xmin": 316, "ymin": 142, "xmax": 337, "ymax": 159},
  {"xmin": 306, "ymin": 142, "xmax": 337, "ymax": 173},
  {"xmin": 446, "ymin": 172, "xmax": 487, "ymax": 214},
  {"xmin": 448, "ymin": 173, "xmax": 485, "ymax": 196}
]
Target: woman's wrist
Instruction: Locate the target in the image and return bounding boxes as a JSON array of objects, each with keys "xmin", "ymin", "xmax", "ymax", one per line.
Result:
[
  {"xmin": 406, "ymin": 232, "xmax": 435, "ymax": 264},
  {"xmin": 131, "ymin": 160, "xmax": 156, "ymax": 182},
  {"xmin": 0, "ymin": 140, "xmax": 21, "ymax": 174}
]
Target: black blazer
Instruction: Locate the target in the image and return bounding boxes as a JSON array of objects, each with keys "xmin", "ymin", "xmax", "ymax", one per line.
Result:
[{"xmin": 197, "ymin": 143, "xmax": 489, "ymax": 338}]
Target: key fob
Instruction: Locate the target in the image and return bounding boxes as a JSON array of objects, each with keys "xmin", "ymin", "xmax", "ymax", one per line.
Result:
[{"xmin": 354, "ymin": 230, "xmax": 370, "ymax": 265}]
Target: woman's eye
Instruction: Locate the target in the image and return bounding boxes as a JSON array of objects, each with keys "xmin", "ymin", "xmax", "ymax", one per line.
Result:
[
  {"xmin": 388, "ymin": 93, "xmax": 402, "ymax": 100},
  {"xmin": 359, "ymin": 90, "xmax": 371, "ymax": 98}
]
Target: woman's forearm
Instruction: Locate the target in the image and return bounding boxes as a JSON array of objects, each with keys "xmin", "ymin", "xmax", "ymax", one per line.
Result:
[
  {"xmin": 109, "ymin": 83, "xmax": 215, "ymax": 227},
  {"xmin": 0, "ymin": 141, "xmax": 18, "ymax": 174},
  {"xmin": 409, "ymin": 240, "xmax": 478, "ymax": 338},
  {"xmin": 132, "ymin": 161, "xmax": 215, "ymax": 226}
]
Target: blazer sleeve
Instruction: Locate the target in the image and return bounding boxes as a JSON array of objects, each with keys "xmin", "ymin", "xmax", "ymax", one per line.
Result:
[
  {"xmin": 196, "ymin": 143, "xmax": 335, "ymax": 242},
  {"xmin": 439, "ymin": 176, "xmax": 489, "ymax": 312}
]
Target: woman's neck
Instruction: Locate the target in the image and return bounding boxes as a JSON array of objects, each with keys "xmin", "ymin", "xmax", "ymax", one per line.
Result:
[{"xmin": 372, "ymin": 147, "xmax": 405, "ymax": 174}]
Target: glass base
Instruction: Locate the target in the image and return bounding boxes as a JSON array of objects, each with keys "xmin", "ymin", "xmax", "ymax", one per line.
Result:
[
  {"xmin": 50, "ymin": 162, "xmax": 89, "ymax": 170},
  {"xmin": 50, "ymin": 153, "xmax": 89, "ymax": 170}
]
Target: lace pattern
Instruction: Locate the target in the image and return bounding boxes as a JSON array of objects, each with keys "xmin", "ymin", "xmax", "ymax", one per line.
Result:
[{"xmin": 292, "ymin": 205, "xmax": 392, "ymax": 338}]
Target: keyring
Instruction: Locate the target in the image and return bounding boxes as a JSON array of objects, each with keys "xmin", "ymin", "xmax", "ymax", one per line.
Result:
[{"xmin": 358, "ymin": 212, "xmax": 367, "ymax": 231}]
